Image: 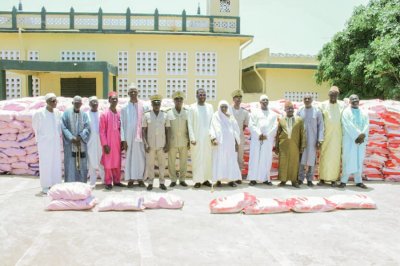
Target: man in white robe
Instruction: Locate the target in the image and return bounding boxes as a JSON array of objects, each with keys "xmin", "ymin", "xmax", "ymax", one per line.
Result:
[
  {"xmin": 32, "ymin": 93, "xmax": 62, "ymax": 194},
  {"xmin": 210, "ymin": 101, "xmax": 242, "ymax": 187},
  {"xmin": 248, "ymin": 95, "xmax": 278, "ymax": 186},
  {"xmin": 338, "ymin": 94, "xmax": 369, "ymax": 189},
  {"xmin": 86, "ymin": 96, "xmax": 104, "ymax": 188},
  {"xmin": 121, "ymin": 83, "xmax": 146, "ymax": 188},
  {"xmin": 188, "ymin": 88, "xmax": 214, "ymax": 188}
]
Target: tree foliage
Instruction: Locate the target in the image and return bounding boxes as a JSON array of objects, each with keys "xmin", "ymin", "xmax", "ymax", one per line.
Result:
[{"xmin": 316, "ymin": 0, "xmax": 400, "ymax": 99}]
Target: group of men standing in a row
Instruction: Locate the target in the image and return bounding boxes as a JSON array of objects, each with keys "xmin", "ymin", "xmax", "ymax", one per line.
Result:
[{"xmin": 32, "ymin": 83, "xmax": 369, "ymax": 194}]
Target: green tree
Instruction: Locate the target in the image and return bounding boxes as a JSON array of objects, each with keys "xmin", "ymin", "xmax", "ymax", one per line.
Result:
[{"xmin": 316, "ymin": 0, "xmax": 400, "ymax": 99}]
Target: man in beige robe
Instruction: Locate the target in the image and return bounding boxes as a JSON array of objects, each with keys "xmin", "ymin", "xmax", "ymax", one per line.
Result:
[
  {"xmin": 318, "ymin": 86, "xmax": 344, "ymax": 186},
  {"xmin": 275, "ymin": 101, "xmax": 306, "ymax": 188},
  {"xmin": 230, "ymin": 89, "xmax": 250, "ymax": 182}
]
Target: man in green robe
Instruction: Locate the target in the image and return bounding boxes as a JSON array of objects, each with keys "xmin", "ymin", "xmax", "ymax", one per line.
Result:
[{"xmin": 275, "ymin": 101, "xmax": 306, "ymax": 188}]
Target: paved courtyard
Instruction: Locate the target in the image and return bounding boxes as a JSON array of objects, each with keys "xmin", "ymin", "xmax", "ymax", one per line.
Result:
[{"xmin": 0, "ymin": 176, "xmax": 399, "ymax": 266}]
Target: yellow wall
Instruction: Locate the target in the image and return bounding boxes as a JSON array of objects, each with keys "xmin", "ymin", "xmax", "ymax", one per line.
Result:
[
  {"xmin": 241, "ymin": 48, "xmax": 329, "ymax": 101},
  {"xmin": 263, "ymin": 69, "xmax": 329, "ymax": 100},
  {"xmin": 0, "ymin": 32, "xmax": 248, "ymax": 107}
]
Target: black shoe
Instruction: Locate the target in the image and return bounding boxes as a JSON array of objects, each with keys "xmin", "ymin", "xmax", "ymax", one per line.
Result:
[
  {"xmin": 147, "ymin": 184, "xmax": 153, "ymax": 191},
  {"xmin": 216, "ymin": 181, "xmax": 222, "ymax": 187},
  {"xmin": 292, "ymin": 182, "xmax": 300, "ymax": 188},
  {"xmin": 356, "ymin": 183, "xmax": 368, "ymax": 189},
  {"xmin": 330, "ymin": 181, "xmax": 337, "ymax": 187},
  {"xmin": 228, "ymin": 181, "xmax": 237, "ymax": 187},
  {"xmin": 179, "ymin": 181, "xmax": 188, "ymax": 187},
  {"xmin": 298, "ymin": 180, "xmax": 304, "ymax": 185},
  {"xmin": 202, "ymin": 180, "xmax": 212, "ymax": 187},
  {"xmin": 194, "ymin": 183, "xmax": 201, "ymax": 188},
  {"xmin": 317, "ymin": 180, "xmax": 325, "ymax": 186},
  {"xmin": 278, "ymin": 181, "xmax": 286, "ymax": 187},
  {"xmin": 170, "ymin": 182, "xmax": 177, "ymax": 188},
  {"xmin": 307, "ymin": 181, "xmax": 314, "ymax": 187},
  {"xmin": 263, "ymin": 181, "xmax": 273, "ymax": 186},
  {"xmin": 249, "ymin": 180, "xmax": 257, "ymax": 186},
  {"xmin": 114, "ymin": 183, "xmax": 126, "ymax": 187},
  {"xmin": 105, "ymin": 184, "xmax": 112, "ymax": 190},
  {"xmin": 235, "ymin": 180, "xmax": 242, "ymax": 184},
  {"xmin": 160, "ymin": 184, "xmax": 167, "ymax": 190},
  {"xmin": 138, "ymin": 180, "xmax": 146, "ymax": 187},
  {"xmin": 337, "ymin": 182, "xmax": 346, "ymax": 188},
  {"xmin": 127, "ymin": 180, "xmax": 134, "ymax": 188}
]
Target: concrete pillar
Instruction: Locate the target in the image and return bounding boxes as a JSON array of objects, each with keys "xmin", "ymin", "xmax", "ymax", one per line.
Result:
[{"xmin": 0, "ymin": 70, "xmax": 6, "ymax": 100}]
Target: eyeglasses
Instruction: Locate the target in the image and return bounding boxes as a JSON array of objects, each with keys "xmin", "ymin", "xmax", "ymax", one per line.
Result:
[
  {"xmin": 198, "ymin": 94, "xmax": 206, "ymax": 97},
  {"xmin": 50, "ymin": 99, "xmax": 57, "ymax": 103}
]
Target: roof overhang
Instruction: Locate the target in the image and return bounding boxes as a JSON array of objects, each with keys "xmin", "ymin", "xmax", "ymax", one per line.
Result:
[
  {"xmin": 243, "ymin": 63, "xmax": 318, "ymax": 73},
  {"xmin": 0, "ymin": 60, "xmax": 118, "ymax": 75}
]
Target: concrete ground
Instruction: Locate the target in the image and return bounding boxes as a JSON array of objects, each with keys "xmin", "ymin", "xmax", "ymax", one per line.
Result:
[{"xmin": 0, "ymin": 176, "xmax": 399, "ymax": 266}]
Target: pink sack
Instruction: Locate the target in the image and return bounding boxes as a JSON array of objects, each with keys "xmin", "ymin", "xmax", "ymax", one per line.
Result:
[
  {"xmin": 243, "ymin": 198, "xmax": 291, "ymax": 215},
  {"xmin": 17, "ymin": 132, "xmax": 34, "ymax": 142},
  {"xmin": 286, "ymin": 196, "xmax": 337, "ymax": 213},
  {"xmin": 1, "ymin": 148, "xmax": 26, "ymax": 157},
  {"xmin": 0, "ymin": 128, "xmax": 19, "ymax": 134},
  {"xmin": 142, "ymin": 193, "xmax": 161, "ymax": 209},
  {"xmin": 15, "ymin": 111, "xmax": 33, "ymax": 122},
  {"xmin": 25, "ymin": 145, "xmax": 38, "ymax": 154},
  {"xmin": 48, "ymin": 182, "xmax": 92, "ymax": 201},
  {"xmin": 0, "ymin": 156, "xmax": 18, "ymax": 164},
  {"xmin": 46, "ymin": 196, "xmax": 98, "ymax": 211},
  {"xmin": 328, "ymin": 194, "xmax": 377, "ymax": 209},
  {"xmin": 0, "ymin": 141, "xmax": 20, "ymax": 149},
  {"xmin": 209, "ymin": 192, "xmax": 257, "ymax": 214},
  {"xmin": 25, "ymin": 153, "xmax": 38, "ymax": 163},
  {"xmin": 8, "ymin": 120, "xmax": 25, "ymax": 130},
  {"xmin": 0, "ymin": 163, "xmax": 12, "ymax": 172},
  {"xmin": 98, "ymin": 196, "xmax": 145, "ymax": 212},
  {"xmin": 0, "ymin": 134, "xmax": 17, "ymax": 141},
  {"xmin": 10, "ymin": 168, "xmax": 37, "ymax": 175},
  {"xmin": 19, "ymin": 138, "xmax": 36, "ymax": 148},
  {"xmin": 385, "ymin": 175, "xmax": 400, "ymax": 182},
  {"xmin": 142, "ymin": 193, "xmax": 184, "ymax": 209},
  {"xmin": 0, "ymin": 110, "xmax": 15, "ymax": 122},
  {"xmin": 158, "ymin": 194, "xmax": 184, "ymax": 209},
  {"xmin": 2, "ymin": 102, "xmax": 26, "ymax": 112},
  {"xmin": 11, "ymin": 161, "xmax": 29, "ymax": 170}
]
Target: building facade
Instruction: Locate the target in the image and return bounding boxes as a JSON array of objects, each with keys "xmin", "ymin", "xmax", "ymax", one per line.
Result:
[
  {"xmin": 0, "ymin": 0, "xmax": 252, "ymax": 105},
  {"xmin": 242, "ymin": 48, "xmax": 330, "ymax": 102}
]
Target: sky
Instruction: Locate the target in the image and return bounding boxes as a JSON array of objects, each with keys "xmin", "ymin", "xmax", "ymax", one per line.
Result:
[{"xmin": 0, "ymin": 0, "xmax": 370, "ymax": 57}]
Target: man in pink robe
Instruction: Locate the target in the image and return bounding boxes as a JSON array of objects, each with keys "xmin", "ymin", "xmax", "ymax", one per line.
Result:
[{"xmin": 100, "ymin": 92, "xmax": 126, "ymax": 190}]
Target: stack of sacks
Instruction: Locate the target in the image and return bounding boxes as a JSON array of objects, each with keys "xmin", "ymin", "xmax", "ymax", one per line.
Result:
[
  {"xmin": 241, "ymin": 127, "xmax": 250, "ymax": 176},
  {"xmin": 210, "ymin": 193, "xmax": 376, "ymax": 215},
  {"xmin": 381, "ymin": 104, "xmax": 400, "ymax": 181},
  {"xmin": 361, "ymin": 101, "xmax": 388, "ymax": 180},
  {"xmin": 98, "ymin": 196, "xmax": 145, "ymax": 212},
  {"xmin": 0, "ymin": 108, "xmax": 38, "ymax": 176},
  {"xmin": 209, "ymin": 192, "xmax": 257, "ymax": 214},
  {"xmin": 46, "ymin": 182, "xmax": 97, "ymax": 211},
  {"xmin": 142, "ymin": 193, "xmax": 184, "ymax": 209}
]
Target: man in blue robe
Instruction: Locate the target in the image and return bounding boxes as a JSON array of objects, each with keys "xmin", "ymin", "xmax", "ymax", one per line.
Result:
[
  {"xmin": 338, "ymin": 94, "xmax": 369, "ymax": 189},
  {"xmin": 61, "ymin": 96, "xmax": 91, "ymax": 182}
]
